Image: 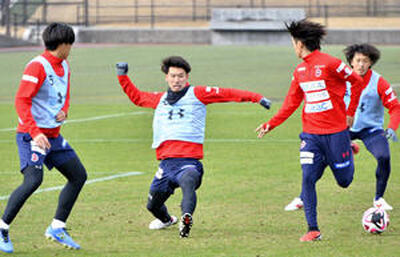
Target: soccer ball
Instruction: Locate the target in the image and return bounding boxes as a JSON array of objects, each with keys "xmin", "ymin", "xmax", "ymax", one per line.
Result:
[{"xmin": 362, "ymin": 207, "xmax": 389, "ymax": 233}]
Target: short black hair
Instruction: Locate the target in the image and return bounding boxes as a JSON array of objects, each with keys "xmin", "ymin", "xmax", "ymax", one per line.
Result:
[
  {"xmin": 285, "ymin": 19, "xmax": 326, "ymax": 52},
  {"xmin": 343, "ymin": 43, "xmax": 380, "ymax": 67},
  {"xmin": 42, "ymin": 22, "xmax": 75, "ymax": 51},
  {"xmin": 161, "ymin": 56, "xmax": 191, "ymax": 74}
]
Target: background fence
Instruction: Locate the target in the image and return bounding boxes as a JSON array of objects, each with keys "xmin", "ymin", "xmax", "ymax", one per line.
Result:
[{"xmin": 1, "ymin": 0, "xmax": 400, "ymax": 38}]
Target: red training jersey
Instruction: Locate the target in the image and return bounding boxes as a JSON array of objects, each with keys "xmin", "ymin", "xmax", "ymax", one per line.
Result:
[
  {"xmin": 266, "ymin": 50, "xmax": 363, "ymax": 134},
  {"xmin": 118, "ymin": 75, "xmax": 263, "ymax": 160},
  {"xmin": 15, "ymin": 51, "xmax": 71, "ymax": 138}
]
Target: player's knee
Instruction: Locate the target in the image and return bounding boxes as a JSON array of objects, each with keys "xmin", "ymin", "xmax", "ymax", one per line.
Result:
[
  {"xmin": 62, "ymin": 157, "xmax": 87, "ymax": 186},
  {"xmin": 146, "ymin": 197, "xmax": 157, "ymax": 213},
  {"xmin": 337, "ymin": 175, "xmax": 353, "ymax": 188},
  {"xmin": 146, "ymin": 192, "xmax": 161, "ymax": 212},
  {"xmin": 179, "ymin": 168, "xmax": 200, "ymax": 190},
  {"xmin": 75, "ymin": 165, "xmax": 87, "ymax": 187},
  {"xmin": 376, "ymin": 153, "xmax": 390, "ymax": 165},
  {"xmin": 302, "ymin": 170, "xmax": 317, "ymax": 185},
  {"xmin": 23, "ymin": 166, "xmax": 44, "ymax": 191}
]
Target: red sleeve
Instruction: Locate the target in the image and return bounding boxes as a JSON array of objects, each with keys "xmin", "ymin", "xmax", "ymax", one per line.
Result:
[
  {"xmin": 117, "ymin": 75, "xmax": 163, "ymax": 109},
  {"xmin": 193, "ymin": 86, "xmax": 262, "ymax": 105},
  {"xmin": 15, "ymin": 61, "xmax": 46, "ymax": 138},
  {"xmin": 266, "ymin": 75, "xmax": 303, "ymax": 130},
  {"xmin": 61, "ymin": 63, "xmax": 71, "ymax": 115},
  {"xmin": 331, "ymin": 59, "xmax": 364, "ymax": 116},
  {"xmin": 377, "ymin": 77, "xmax": 400, "ymax": 130}
]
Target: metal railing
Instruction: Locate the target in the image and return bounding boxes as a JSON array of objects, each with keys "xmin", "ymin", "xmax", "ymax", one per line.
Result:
[{"xmin": 1, "ymin": 0, "xmax": 399, "ymax": 39}]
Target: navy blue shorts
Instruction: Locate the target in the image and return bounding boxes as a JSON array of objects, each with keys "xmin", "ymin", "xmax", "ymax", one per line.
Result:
[
  {"xmin": 299, "ymin": 130, "xmax": 354, "ymax": 172},
  {"xmin": 16, "ymin": 133, "xmax": 78, "ymax": 172},
  {"xmin": 150, "ymin": 158, "xmax": 204, "ymax": 194}
]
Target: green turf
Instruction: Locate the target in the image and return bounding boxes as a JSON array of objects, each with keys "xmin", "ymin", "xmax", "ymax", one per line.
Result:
[{"xmin": 0, "ymin": 45, "xmax": 399, "ymax": 256}]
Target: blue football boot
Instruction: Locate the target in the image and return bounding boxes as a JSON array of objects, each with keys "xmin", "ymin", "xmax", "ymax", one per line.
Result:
[
  {"xmin": 0, "ymin": 229, "xmax": 13, "ymax": 253},
  {"xmin": 45, "ymin": 226, "xmax": 80, "ymax": 250}
]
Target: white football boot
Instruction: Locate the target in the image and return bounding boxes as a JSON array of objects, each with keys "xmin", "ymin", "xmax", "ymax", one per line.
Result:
[
  {"xmin": 149, "ymin": 216, "xmax": 178, "ymax": 230},
  {"xmin": 373, "ymin": 197, "xmax": 393, "ymax": 211},
  {"xmin": 284, "ymin": 197, "xmax": 304, "ymax": 211}
]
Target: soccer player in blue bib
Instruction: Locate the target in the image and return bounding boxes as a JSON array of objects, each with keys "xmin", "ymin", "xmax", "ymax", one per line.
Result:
[
  {"xmin": 285, "ymin": 43, "xmax": 400, "ymax": 212},
  {"xmin": 0, "ymin": 23, "xmax": 87, "ymax": 253},
  {"xmin": 116, "ymin": 56, "xmax": 271, "ymax": 238}
]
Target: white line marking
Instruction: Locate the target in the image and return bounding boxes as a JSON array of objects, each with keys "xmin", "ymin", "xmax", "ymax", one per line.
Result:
[
  {"xmin": 0, "ymin": 112, "xmax": 149, "ymax": 132},
  {"xmin": 0, "ymin": 138, "xmax": 299, "ymax": 144},
  {"xmin": 0, "ymin": 171, "xmax": 143, "ymax": 201}
]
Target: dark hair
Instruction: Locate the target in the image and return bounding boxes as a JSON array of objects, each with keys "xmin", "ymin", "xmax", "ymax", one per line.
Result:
[
  {"xmin": 285, "ymin": 19, "xmax": 326, "ymax": 51},
  {"xmin": 343, "ymin": 43, "xmax": 380, "ymax": 67},
  {"xmin": 42, "ymin": 23, "xmax": 75, "ymax": 50},
  {"xmin": 161, "ymin": 56, "xmax": 191, "ymax": 74}
]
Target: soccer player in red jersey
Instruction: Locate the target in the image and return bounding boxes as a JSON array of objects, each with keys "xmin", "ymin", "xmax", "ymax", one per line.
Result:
[
  {"xmin": 255, "ymin": 19, "xmax": 364, "ymax": 241},
  {"xmin": 0, "ymin": 23, "xmax": 86, "ymax": 253},
  {"xmin": 116, "ymin": 56, "xmax": 271, "ymax": 238}
]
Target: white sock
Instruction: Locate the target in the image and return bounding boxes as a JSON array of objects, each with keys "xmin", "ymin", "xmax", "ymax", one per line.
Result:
[
  {"xmin": 51, "ymin": 219, "xmax": 66, "ymax": 229},
  {"xmin": 0, "ymin": 219, "xmax": 10, "ymax": 230}
]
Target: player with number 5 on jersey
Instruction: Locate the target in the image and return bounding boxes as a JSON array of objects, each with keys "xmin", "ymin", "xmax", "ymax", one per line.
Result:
[
  {"xmin": 0, "ymin": 23, "xmax": 87, "ymax": 253},
  {"xmin": 116, "ymin": 56, "xmax": 271, "ymax": 238}
]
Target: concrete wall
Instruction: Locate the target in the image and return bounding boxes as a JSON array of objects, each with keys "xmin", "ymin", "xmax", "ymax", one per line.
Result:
[
  {"xmin": 77, "ymin": 27, "xmax": 211, "ymax": 44},
  {"xmin": 325, "ymin": 29, "xmax": 400, "ymax": 45},
  {"xmin": 211, "ymin": 30, "xmax": 291, "ymax": 45},
  {"xmin": 75, "ymin": 27, "xmax": 400, "ymax": 45},
  {"xmin": 0, "ymin": 35, "xmax": 36, "ymax": 47}
]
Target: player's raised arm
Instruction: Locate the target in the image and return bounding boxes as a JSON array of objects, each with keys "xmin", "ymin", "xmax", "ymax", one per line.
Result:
[
  {"xmin": 193, "ymin": 86, "xmax": 271, "ymax": 109},
  {"xmin": 116, "ymin": 62, "xmax": 163, "ymax": 109}
]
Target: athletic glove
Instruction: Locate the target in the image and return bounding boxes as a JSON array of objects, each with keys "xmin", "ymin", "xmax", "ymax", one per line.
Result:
[
  {"xmin": 385, "ymin": 128, "xmax": 398, "ymax": 142},
  {"xmin": 116, "ymin": 62, "xmax": 129, "ymax": 75},
  {"xmin": 259, "ymin": 97, "xmax": 271, "ymax": 110}
]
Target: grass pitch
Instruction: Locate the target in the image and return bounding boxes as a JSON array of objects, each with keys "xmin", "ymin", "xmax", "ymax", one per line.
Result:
[{"xmin": 0, "ymin": 45, "xmax": 399, "ymax": 257}]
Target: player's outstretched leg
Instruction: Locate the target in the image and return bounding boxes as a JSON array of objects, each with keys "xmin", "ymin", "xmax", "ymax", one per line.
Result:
[
  {"xmin": 147, "ymin": 191, "xmax": 177, "ymax": 230},
  {"xmin": 0, "ymin": 165, "xmax": 43, "ymax": 253},
  {"xmin": 364, "ymin": 133, "xmax": 392, "ymax": 210}
]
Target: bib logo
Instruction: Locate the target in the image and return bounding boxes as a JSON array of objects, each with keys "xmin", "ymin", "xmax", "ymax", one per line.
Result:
[{"xmin": 31, "ymin": 153, "xmax": 39, "ymax": 162}]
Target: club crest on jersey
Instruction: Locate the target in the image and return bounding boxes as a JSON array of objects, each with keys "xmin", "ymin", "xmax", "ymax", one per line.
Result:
[
  {"xmin": 315, "ymin": 67, "xmax": 322, "ymax": 77},
  {"xmin": 48, "ymin": 75, "xmax": 54, "ymax": 85},
  {"xmin": 31, "ymin": 153, "xmax": 39, "ymax": 162},
  {"xmin": 300, "ymin": 140, "xmax": 306, "ymax": 149}
]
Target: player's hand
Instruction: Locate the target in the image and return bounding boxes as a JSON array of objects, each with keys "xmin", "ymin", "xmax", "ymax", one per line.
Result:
[
  {"xmin": 259, "ymin": 97, "xmax": 271, "ymax": 110},
  {"xmin": 385, "ymin": 128, "xmax": 398, "ymax": 142},
  {"xmin": 55, "ymin": 110, "xmax": 67, "ymax": 122},
  {"xmin": 255, "ymin": 123, "xmax": 270, "ymax": 138},
  {"xmin": 116, "ymin": 62, "xmax": 129, "ymax": 75},
  {"xmin": 33, "ymin": 133, "xmax": 51, "ymax": 151},
  {"xmin": 346, "ymin": 115, "xmax": 354, "ymax": 128}
]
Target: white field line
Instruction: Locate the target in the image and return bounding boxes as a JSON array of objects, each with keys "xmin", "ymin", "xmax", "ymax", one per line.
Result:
[
  {"xmin": 0, "ymin": 112, "xmax": 149, "ymax": 133},
  {"xmin": 0, "ymin": 138, "xmax": 299, "ymax": 144},
  {"xmin": 0, "ymin": 171, "xmax": 143, "ymax": 201}
]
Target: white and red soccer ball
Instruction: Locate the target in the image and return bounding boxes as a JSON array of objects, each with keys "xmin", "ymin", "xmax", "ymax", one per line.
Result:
[{"xmin": 362, "ymin": 207, "xmax": 389, "ymax": 233}]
